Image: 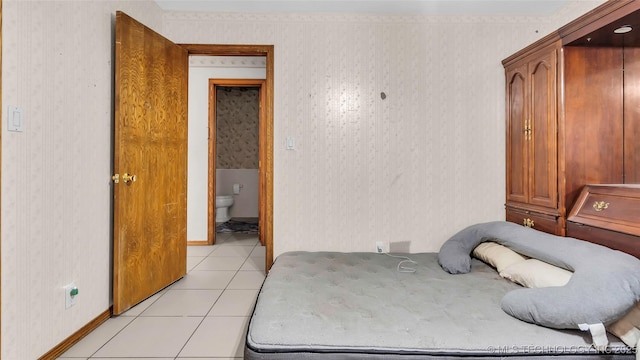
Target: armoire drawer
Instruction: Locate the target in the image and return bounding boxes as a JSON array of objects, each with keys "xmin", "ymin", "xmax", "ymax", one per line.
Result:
[
  {"xmin": 505, "ymin": 207, "xmax": 563, "ymax": 236},
  {"xmin": 567, "ymin": 221, "xmax": 640, "ymax": 258},
  {"xmin": 567, "ymin": 184, "xmax": 640, "ymax": 237}
]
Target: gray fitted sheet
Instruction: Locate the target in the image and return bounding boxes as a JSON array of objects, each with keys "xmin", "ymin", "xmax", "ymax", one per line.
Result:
[{"xmin": 246, "ymin": 252, "xmax": 634, "ymax": 359}]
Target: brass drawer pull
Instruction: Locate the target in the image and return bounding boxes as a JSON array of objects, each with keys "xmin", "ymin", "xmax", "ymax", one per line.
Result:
[
  {"xmin": 593, "ymin": 201, "xmax": 609, "ymax": 212},
  {"xmin": 523, "ymin": 118, "xmax": 532, "ymax": 141},
  {"xmin": 523, "ymin": 218, "xmax": 534, "ymax": 228}
]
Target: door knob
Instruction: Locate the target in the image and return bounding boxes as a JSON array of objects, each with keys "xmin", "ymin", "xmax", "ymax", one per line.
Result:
[{"xmin": 122, "ymin": 173, "xmax": 137, "ymax": 184}]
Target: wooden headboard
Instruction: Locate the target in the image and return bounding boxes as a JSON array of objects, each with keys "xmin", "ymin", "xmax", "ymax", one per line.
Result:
[{"xmin": 567, "ymin": 184, "xmax": 640, "ymax": 258}]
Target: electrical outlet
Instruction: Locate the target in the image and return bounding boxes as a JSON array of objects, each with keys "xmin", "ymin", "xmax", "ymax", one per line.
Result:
[
  {"xmin": 376, "ymin": 241, "xmax": 384, "ymax": 254},
  {"xmin": 64, "ymin": 282, "xmax": 78, "ymax": 309}
]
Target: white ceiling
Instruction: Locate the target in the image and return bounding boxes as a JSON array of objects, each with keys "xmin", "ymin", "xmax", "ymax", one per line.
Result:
[{"xmin": 154, "ymin": 0, "xmax": 570, "ymax": 15}]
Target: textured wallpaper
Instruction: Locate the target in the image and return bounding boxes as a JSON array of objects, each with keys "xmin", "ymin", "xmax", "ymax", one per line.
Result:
[
  {"xmin": 216, "ymin": 86, "xmax": 260, "ymax": 169},
  {"xmin": 164, "ymin": 1, "xmax": 605, "ymax": 258},
  {"xmin": 1, "ymin": 1, "xmax": 164, "ymax": 359}
]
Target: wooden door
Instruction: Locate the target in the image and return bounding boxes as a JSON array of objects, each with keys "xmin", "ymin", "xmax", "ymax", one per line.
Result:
[
  {"xmin": 528, "ymin": 49, "xmax": 557, "ymax": 209},
  {"xmin": 113, "ymin": 11, "xmax": 188, "ymax": 315},
  {"xmin": 505, "ymin": 46, "xmax": 558, "ymax": 214},
  {"xmin": 505, "ymin": 63, "xmax": 528, "ymax": 205}
]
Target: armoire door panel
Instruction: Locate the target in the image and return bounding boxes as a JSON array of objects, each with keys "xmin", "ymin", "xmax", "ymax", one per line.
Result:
[
  {"xmin": 529, "ymin": 52, "xmax": 557, "ymax": 209},
  {"xmin": 506, "ymin": 66, "xmax": 528, "ymax": 205}
]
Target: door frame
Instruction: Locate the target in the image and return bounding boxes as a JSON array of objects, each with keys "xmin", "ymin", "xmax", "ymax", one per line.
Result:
[
  {"xmin": 207, "ymin": 79, "xmax": 266, "ymax": 247},
  {"xmin": 181, "ymin": 44, "xmax": 274, "ymax": 271}
]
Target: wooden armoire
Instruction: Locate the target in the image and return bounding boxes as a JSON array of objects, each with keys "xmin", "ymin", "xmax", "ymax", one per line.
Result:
[{"xmin": 503, "ymin": 0, "xmax": 640, "ymax": 235}]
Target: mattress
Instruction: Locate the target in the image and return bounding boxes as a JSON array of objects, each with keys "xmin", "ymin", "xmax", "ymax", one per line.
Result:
[{"xmin": 245, "ymin": 251, "xmax": 634, "ymax": 359}]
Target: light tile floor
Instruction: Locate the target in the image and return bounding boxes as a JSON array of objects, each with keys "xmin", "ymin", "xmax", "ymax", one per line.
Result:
[{"xmin": 58, "ymin": 231, "xmax": 266, "ymax": 360}]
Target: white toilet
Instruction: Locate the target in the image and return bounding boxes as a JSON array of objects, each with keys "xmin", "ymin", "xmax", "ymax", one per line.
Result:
[{"xmin": 215, "ymin": 195, "xmax": 234, "ymax": 223}]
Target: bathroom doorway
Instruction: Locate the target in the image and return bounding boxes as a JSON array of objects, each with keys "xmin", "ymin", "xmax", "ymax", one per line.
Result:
[
  {"xmin": 208, "ymin": 79, "xmax": 266, "ymax": 247},
  {"xmin": 182, "ymin": 45, "xmax": 274, "ymax": 271}
]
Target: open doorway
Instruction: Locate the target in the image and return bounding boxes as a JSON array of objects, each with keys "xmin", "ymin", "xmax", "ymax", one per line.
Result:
[
  {"xmin": 182, "ymin": 45, "xmax": 274, "ymax": 271},
  {"xmin": 209, "ymin": 79, "xmax": 266, "ymax": 247}
]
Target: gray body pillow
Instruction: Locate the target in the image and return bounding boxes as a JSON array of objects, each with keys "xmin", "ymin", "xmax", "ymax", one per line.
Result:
[{"xmin": 438, "ymin": 221, "xmax": 640, "ymax": 331}]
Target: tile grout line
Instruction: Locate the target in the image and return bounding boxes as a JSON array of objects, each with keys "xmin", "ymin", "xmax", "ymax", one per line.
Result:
[
  {"xmin": 75, "ymin": 232, "xmax": 260, "ymax": 359},
  {"xmin": 174, "ymin": 235, "xmax": 257, "ymax": 359}
]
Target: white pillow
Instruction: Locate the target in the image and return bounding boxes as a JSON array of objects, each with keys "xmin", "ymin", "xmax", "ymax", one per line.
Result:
[
  {"xmin": 472, "ymin": 242, "xmax": 527, "ymax": 272},
  {"xmin": 499, "ymin": 259, "xmax": 572, "ymax": 288},
  {"xmin": 607, "ymin": 302, "xmax": 640, "ymax": 348}
]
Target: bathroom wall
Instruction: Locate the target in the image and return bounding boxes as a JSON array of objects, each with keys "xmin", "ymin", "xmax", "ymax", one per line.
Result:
[
  {"xmin": 165, "ymin": 1, "xmax": 606, "ymax": 257},
  {"xmin": 187, "ymin": 57, "xmax": 265, "ymax": 240},
  {"xmin": 216, "ymin": 86, "xmax": 260, "ymax": 219},
  {"xmin": 216, "ymin": 169, "xmax": 259, "ymax": 218},
  {"xmin": 216, "ymin": 86, "xmax": 259, "ymax": 169}
]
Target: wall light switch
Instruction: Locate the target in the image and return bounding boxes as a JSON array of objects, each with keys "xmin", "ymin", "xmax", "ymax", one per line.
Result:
[
  {"xmin": 8, "ymin": 106, "xmax": 24, "ymax": 132},
  {"xmin": 286, "ymin": 136, "xmax": 295, "ymax": 150}
]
